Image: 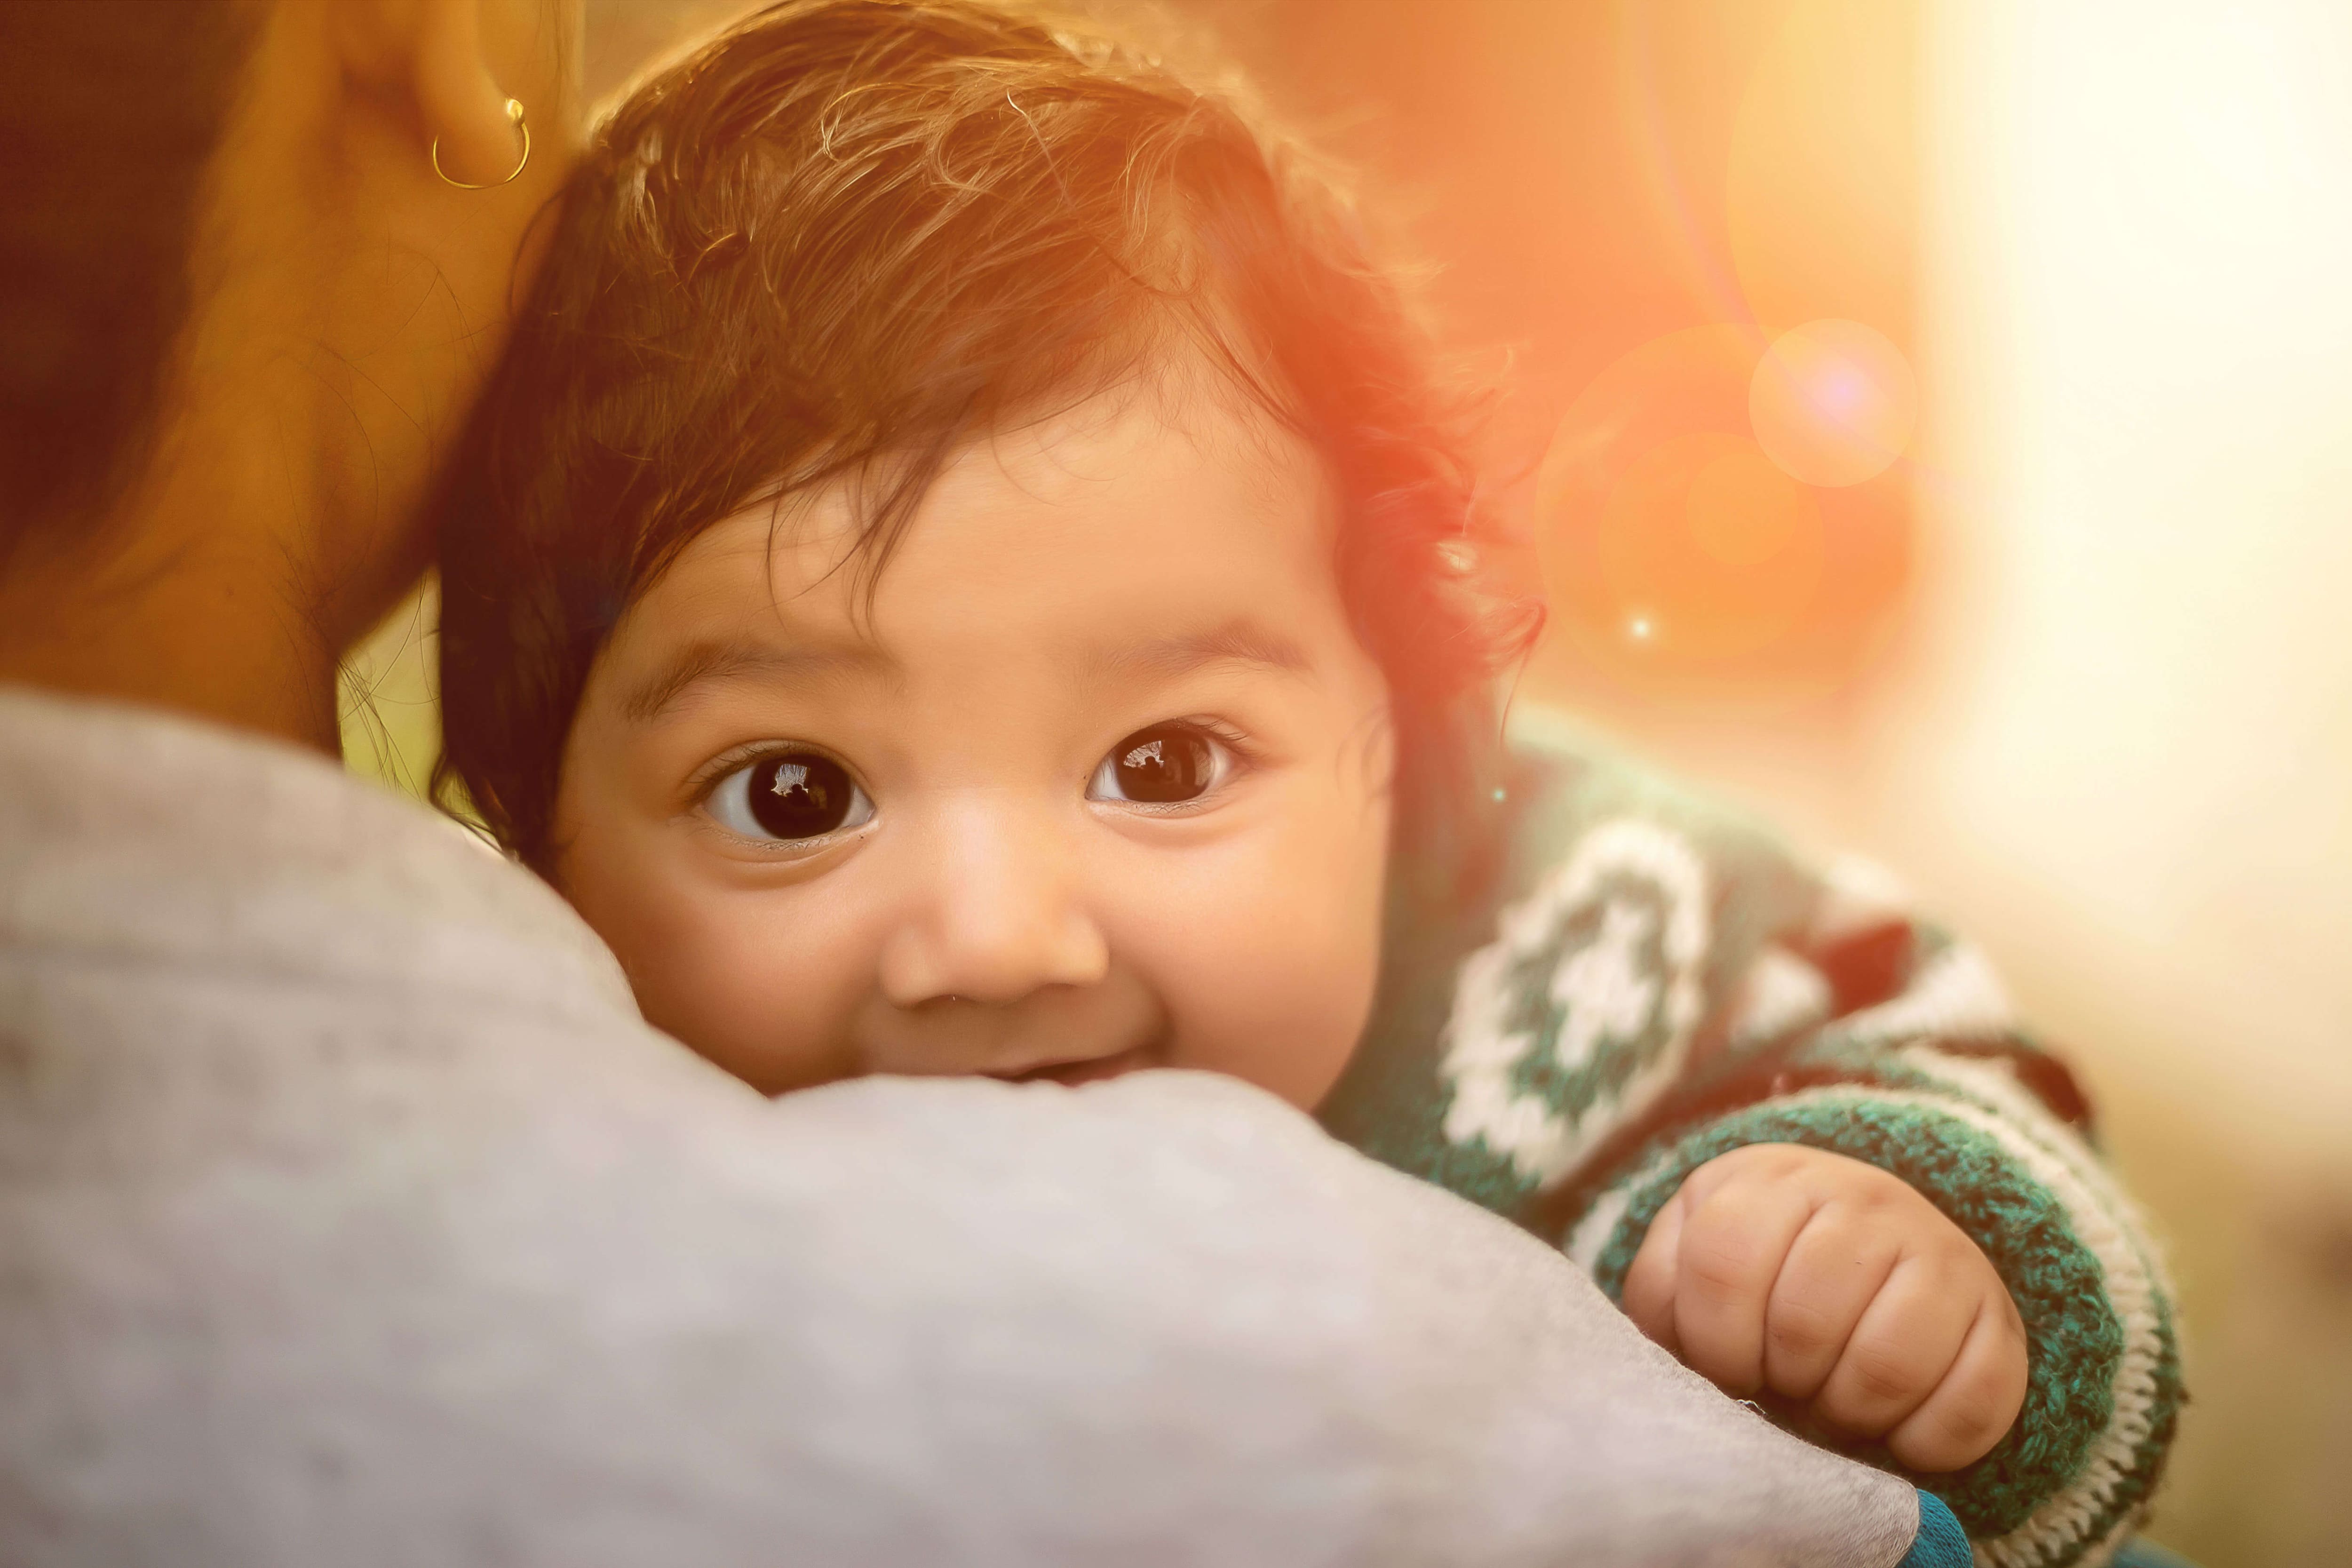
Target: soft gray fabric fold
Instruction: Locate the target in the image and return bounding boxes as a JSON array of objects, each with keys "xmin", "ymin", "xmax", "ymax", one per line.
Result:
[{"xmin": 0, "ymin": 685, "xmax": 1922, "ymax": 1567}]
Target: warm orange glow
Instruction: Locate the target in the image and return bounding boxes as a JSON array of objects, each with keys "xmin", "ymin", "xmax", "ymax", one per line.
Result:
[
  {"xmin": 1726, "ymin": 0, "xmax": 1915, "ymax": 338},
  {"xmin": 1687, "ymin": 442, "xmax": 1816, "ymax": 568},
  {"xmin": 1533, "ymin": 322, "xmax": 1907, "ymax": 693},
  {"xmin": 1750, "ymin": 319, "xmax": 1918, "ymax": 488},
  {"xmin": 1481, "ymin": 0, "xmax": 1920, "ymax": 708},
  {"xmin": 1595, "ymin": 433, "xmax": 1825, "ymax": 661}
]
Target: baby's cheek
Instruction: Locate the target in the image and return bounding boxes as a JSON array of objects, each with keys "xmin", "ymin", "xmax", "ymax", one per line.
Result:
[
  {"xmin": 1131, "ymin": 810, "xmax": 1389, "ymax": 1111},
  {"xmin": 1174, "ymin": 944, "xmax": 1375, "ymax": 1107},
  {"xmin": 584, "ymin": 869, "xmax": 866, "ymax": 1096}
]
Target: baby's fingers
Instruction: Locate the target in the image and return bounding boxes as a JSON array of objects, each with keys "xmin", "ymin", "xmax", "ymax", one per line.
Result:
[
  {"xmin": 1762, "ymin": 1208, "xmax": 1904, "ymax": 1402},
  {"xmin": 1886, "ymin": 1293, "xmax": 2028, "ymax": 1472},
  {"xmin": 1661, "ymin": 1178, "xmax": 1817, "ymax": 1395},
  {"xmin": 1621, "ymin": 1191, "xmax": 1687, "ymax": 1356},
  {"xmin": 1813, "ymin": 1250, "xmax": 1976, "ymax": 1441}
]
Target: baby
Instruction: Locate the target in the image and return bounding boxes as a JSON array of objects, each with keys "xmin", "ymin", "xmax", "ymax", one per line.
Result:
[{"xmin": 432, "ymin": 4, "xmax": 2178, "ymax": 1563}]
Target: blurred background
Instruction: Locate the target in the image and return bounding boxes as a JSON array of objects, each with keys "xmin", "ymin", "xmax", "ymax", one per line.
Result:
[{"xmin": 343, "ymin": 3, "xmax": 2352, "ymax": 1560}]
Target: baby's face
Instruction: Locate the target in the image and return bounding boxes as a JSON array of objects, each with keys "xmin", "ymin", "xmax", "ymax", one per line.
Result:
[{"xmin": 553, "ymin": 383, "xmax": 1395, "ymax": 1106}]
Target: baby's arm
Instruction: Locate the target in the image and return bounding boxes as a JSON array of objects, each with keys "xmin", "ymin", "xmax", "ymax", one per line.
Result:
[
  {"xmin": 1325, "ymin": 733, "xmax": 2183, "ymax": 1567},
  {"xmin": 1551, "ymin": 883, "xmax": 2183, "ymax": 1568},
  {"xmin": 1621, "ymin": 1143, "xmax": 2027, "ymax": 1472}
]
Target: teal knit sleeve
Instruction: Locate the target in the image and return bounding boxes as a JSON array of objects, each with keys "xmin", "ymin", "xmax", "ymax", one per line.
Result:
[
  {"xmin": 1552, "ymin": 911, "xmax": 2183, "ymax": 1568},
  {"xmin": 1320, "ymin": 722, "xmax": 2184, "ymax": 1568}
]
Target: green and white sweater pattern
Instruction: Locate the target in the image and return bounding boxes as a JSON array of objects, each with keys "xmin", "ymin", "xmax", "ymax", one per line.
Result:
[{"xmin": 1320, "ymin": 713, "xmax": 2182, "ymax": 1568}]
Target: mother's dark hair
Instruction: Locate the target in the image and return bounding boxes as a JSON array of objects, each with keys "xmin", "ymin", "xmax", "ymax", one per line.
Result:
[
  {"xmin": 0, "ymin": 2, "xmax": 257, "ymax": 564},
  {"xmin": 433, "ymin": 0, "xmax": 1535, "ymax": 874}
]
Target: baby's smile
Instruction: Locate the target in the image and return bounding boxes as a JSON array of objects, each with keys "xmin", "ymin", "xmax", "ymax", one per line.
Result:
[
  {"xmin": 992, "ymin": 1041, "xmax": 1168, "ymax": 1088},
  {"xmin": 851, "ymin": 971, "xmax": 1173, "ymax": 1083}
]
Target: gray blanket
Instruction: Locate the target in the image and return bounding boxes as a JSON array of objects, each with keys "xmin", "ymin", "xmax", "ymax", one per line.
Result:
[{"xmin": 0, "ymin": 686, "xmax": 1942, "ymax": 1566}]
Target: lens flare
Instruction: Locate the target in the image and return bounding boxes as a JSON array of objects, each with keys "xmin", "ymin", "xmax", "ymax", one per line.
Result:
[
  {"xmin": 1749, "ymin": 318, "xmax": 1917, "ymax": 487},
  {"xmin": 1595, "ymin": 432, "xmax": 1826, "ymax": 664}
]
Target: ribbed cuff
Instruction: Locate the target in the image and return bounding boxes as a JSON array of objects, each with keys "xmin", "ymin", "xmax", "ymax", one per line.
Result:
[{"xmin": 1561, "ymin": 1060, "xmax": 2179, "ymax": 1568}]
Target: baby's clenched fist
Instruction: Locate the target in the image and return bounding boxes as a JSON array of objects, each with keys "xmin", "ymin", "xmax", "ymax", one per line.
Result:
[{"xmin": 1621, "ymin": 1143, "xmax": 2028, "ymax": 1472}]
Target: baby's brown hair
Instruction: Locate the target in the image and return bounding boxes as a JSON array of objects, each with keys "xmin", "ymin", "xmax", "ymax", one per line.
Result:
[{"xmin": 434, "ymin": 0, "xmax": 1534, "ymax": 873}]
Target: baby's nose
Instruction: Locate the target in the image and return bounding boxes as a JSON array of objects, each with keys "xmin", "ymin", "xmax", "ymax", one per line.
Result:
[{"xmin": 874, "ymin": 797, "xmax": 1109, "ymax": 1010}]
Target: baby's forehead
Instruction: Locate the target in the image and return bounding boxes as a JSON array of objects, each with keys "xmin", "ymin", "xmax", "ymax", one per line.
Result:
[
  {"xmin": 862, "ymin": 360, "xmax": 1325, "ymax": 530},
  {"xmin": 707, "ymin": 376, "xmax": 1325, "ymax": 581},
  {"xmin": 610, "ymin": 378, "xmax": 1350, "ymax": 684}
]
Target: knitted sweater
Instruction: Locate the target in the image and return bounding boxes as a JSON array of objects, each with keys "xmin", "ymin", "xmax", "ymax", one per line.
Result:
[{"xmin": 1321, "ymin": 708, "xmax": 2182, "ymax": 1568}]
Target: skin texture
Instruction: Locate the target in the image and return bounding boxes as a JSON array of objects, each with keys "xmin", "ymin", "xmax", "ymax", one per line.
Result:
[
  {"xmin": 554, "ymin": 380, "xmax": 1397, "ymax": 1108},
  {"xmin": 0, "ymin": 0, "xmax": 582, "ymax": 748},
  {"xmin": 1621, "ymin": 1142, "xmax": 2032, "ymax": 1472}
]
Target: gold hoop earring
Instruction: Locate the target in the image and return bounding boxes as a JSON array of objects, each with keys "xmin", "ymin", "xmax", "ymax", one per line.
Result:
[{"xmin": 430, "ymin": 98, "xmax": 530, "ymax": 190}]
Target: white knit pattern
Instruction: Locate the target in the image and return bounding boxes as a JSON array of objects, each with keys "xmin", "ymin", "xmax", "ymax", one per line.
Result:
[
  {"xmin": 1826, "ymin": 941, "xmax": 2017, "ymax": 1049},
  {"xmin": 1438, "ymin": 819, "xmax": 1711, "ymax": 1187},
  {"xmin": 1563, "ymin": 1179, "xmax": 1637, "ymax": 1275},
  {"xmin": 1806, "ymin": 852, "xmax": 1917, "ymax": 943},
  {"xmin": 1724, "ymin": 946, "xmax": 1834, "ymax": 1050}
]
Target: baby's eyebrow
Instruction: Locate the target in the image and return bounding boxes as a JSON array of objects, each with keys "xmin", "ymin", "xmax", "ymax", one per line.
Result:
[
  {"xmin": 1087, "ymin": 619, "xmax": 1315, "ymax": 683},
  {"xmin": 621, "ymin": 637, "xmax": 891, "ymax": 724}
]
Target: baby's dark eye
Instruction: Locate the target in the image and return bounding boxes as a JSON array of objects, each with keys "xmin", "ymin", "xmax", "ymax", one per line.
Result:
[
  {"xmin": 707, "ymin": 751, "xmax": 874, "ymax": 843},
  {"xmin": 1087, "ymin": 723, "xmax": 1231, "ymax": 805}
]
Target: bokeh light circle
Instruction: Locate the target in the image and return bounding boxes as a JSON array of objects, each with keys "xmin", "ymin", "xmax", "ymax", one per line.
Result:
[
  {"xmin": 1748, "ymin": 318, "xmax": 1917, "ymax": 487},
  {"xmin": 1595, "ymin": 432, "xmax": 1826, "ymax": 663}
]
